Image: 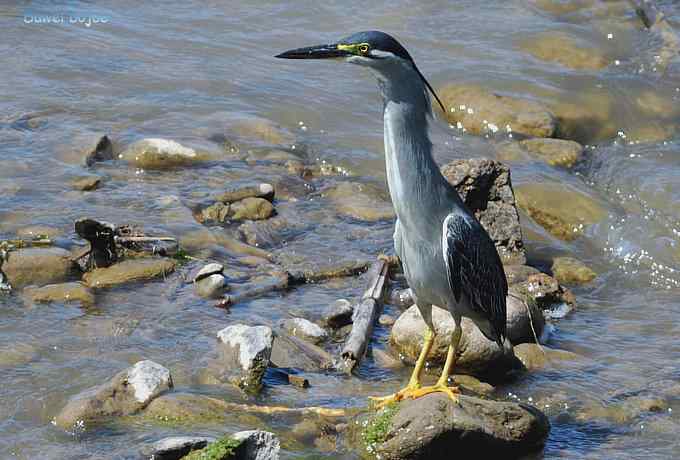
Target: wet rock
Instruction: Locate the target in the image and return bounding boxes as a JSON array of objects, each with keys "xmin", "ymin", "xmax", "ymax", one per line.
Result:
[
  {"xmin": 198, "ymin": 202, "xmax": 232, "ymax": 225},
  {"xmin": 514, "ymin": 273, "xmax": 576, "ymax": 312},
  {"xmin": 549, "ymin": 90, "xmax": 616, "ymax": 143},
  {"xmin": 504, "ymin": 264, "xmax": 541, "ymax": 285},
  {"xmin": 551, "ymin": 257, "xmax": 596, "ymax": 285},
  {"xmin": 513, "ymin": 343, "xmax": 582, "ymax": 371},
  {"xmin": 120, "ymin": 138, "xmax": 206, "ymax": 169},
  {"xmin": 506, "ymin": 288, "xmax": 545, "ymax": 345},
  {"xmin": 321, "ymin": 299, "xmax": 354, "ymax": 329},
  {"xmin": 634, "ymin": 90, "xmax": 679, "ymax": 118},
  {"xmin": 215, "ymin": 324, "xmax": 274, "ymax": 392},
  {"xmin": 520, "ymin": 32, "xmax": 608, "ymax": 70},
  {"xmin": 143, "ymin": 436, "xmax": 214, "ymax": 460},
  {"xmin": 246, "ymin": 147, "xmax": 303, "ymax": 164},
  {"xmin": 54, "ymin": 360, "xmax": 172, "ymax": 431},
  {"xmin": 143, "ymin": 393, "xmax": 232, "ymax": 425},
  {"xmin": 387, "ymin": 288, "xmax": 414, "ymax": 308},
  {"xmin": 0, "ymin": 342, "xmax": 39, "ymax": 368},
  {"xmin": 372, "ymin": 348, "xmax": 403, "ymax": 369},
  {"xmin": 442, "ymin": 158, "xmax": 525, "ymax": 264},
  {"xmin": 272, "ymin": 174, "xmax": 315, "ymax": 200},
  {"xmin": 270, "ymin": 334, "xmax": 334, "ymax": 372},
  {"xmin": 389, "ymin": 305, "xmax": 518, "ymax": 379},
  {"xmin": 229, "ymin": 197, "xmax": 275, "ymax": 221},
  {"xmin": 239, "ymin": 217, "xmax": 303, "ymax": 248},
  {"xmin": 230, "ymin": 116, "xmax": 294, "ymax": 146},
  {"xmin": 519, "ymin": 138, "xmax": 584, "ymax": 168},
  {"xmin": 325, "ymin": 181, "xmax": 396, "ymax": 222},
  {"xmin": 291, "ymin": 419, "xmax": 338, "ymax": 451},
  {"xmin": 379, "ymin": 314, "xmax": 396, "ymax": 327},
  {"xmin": 232, "ymin": 430, "xmax": 281, "ymax": 460},
  {"xmin": 23, "ymin": 282, "xmax": 95, "ymax": 306},
  {"xmin": 82, "ymin": 258, "xmax": 176, "ymax": 288},
  {"xmin": 280, "ymin": 318, "xmax": 328, "ymax": 345},
  {"xmin": 2, "ymin": 247, "xmax": 79, "ymax": 288},
  {"xmin": 627, "ymin": 124, "xmax": 676, "ymax": 143},
  {"xmin": 515, "ymin": 183, "xmax": 606, "ymax": 241},
  {"xmin": 357, "ymin": 393, "xmax": 550, "ymax": 459},
  {"xmin": 196, "ymin": 274, "xmax": 226, "ymax": 298},
  {"xmin": 214, "ymin": 183, "xmax": 275, "ymax": 204},
  {"xmin": 16, "ymin": 225, "xmax": 62, "ymax": 239},
  {"xmin": 84, "ymin": 135, "xmax": 115, "ymax": 166},
  {"xmin": 454, "ymin": 374, "xmax": 495, "ymax": 396},
  {"xmin": 71, "ymin": 174, "xmax": 102, "ymax": 191},
  {"xmin": 439, "ymin": 84, "xmax": 556, "ymax": 138},
  {"xmin": 193, "ymin": 263, "xmax": 227, "ymax": 298}
]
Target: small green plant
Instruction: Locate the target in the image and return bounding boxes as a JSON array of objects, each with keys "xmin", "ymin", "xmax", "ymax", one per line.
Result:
[
  {"xmin": 183, "ymin": 436, "xmax": 242, "ymax": 460},
  {"xmin": 172, "ymin": 247, "xmax": 192, "ymax": 263},
  {"xmin": 361, "ymin": 403, "xmax": 398, "ymax": 456}
]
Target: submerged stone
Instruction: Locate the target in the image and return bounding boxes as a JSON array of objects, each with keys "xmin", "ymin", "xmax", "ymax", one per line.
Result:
[
  {"xmin": 325, "ymin": 181, "xmax": 396, "ymax": 222},
  {"xmin": 439, "ymin": 84, "xmax": 556, "ymax": 138},
  {"xmin": 120, "ymin": 138, "xmax": 209, "ymax": 169},
  {"xmin": 519, "ymin": 32, "xmax": 609, "ymax": 70},
  {"xmin": 515, "ymin": 183, "xmax": 606, "ymax": 241},
  {"xmin": 23, "ymin": 281, "xmax": 95, "ymax": 306},
  {"xmin": 280, "ymin": 317, "xmax": 328, "ymax": 344},
  {"xmin": 82, "ymin": 258, "xmax": 177, "ymax": 288},
  {"xmin": 2, "ymin": 247, "xmax": 79, "ymax": 288},
  {"xmin": 551, "ymin": 256, "xmax": 597, "ymax": 285},
  {"xmin": 519, "ymin": 138, "xmax": 584, "ymax": 168}
]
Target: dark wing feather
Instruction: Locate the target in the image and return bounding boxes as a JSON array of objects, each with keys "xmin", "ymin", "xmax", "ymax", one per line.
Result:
[{"xmin": 443, "ymin": 213, "xmax": 508, "ymax": 343}]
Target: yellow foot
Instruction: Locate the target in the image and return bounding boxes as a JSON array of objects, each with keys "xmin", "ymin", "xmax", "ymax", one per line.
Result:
[{"xmin": 369, "ymin": 383, "xmax": 460, "ymax": 408}]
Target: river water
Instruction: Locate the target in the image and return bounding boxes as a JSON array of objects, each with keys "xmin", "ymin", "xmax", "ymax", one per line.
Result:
[{"xmin": 1, "ymin": 0, "xmax": 680, "ymax": 458}]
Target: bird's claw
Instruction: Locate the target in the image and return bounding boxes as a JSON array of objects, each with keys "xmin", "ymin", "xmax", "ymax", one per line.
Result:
[{"xmin": 369, "ymin": 383, "xmax": 460, "ymax": 409}]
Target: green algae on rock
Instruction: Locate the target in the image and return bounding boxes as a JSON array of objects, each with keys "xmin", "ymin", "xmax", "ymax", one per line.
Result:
[
  {"xmin": 182, "ymin": 436, "xmax": 242, "ymax": 460},
  {"xmin": 551, "ymin": 257, "xmax": 597, "ymax": 285}
]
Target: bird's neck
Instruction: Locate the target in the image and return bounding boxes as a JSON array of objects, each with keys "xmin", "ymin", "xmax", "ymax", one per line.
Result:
[{"xmin": 380, "ymin": 71, "xmax": 452, "ymax": 227}]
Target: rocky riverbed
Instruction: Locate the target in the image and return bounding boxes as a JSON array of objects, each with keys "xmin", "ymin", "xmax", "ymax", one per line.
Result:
[{"xmin": 2, "ymin": 1, "xmax": 680, "ymax": 459}]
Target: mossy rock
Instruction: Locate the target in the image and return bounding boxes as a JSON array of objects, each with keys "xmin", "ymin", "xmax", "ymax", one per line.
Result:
[{"xmin": 183, "ymin": 436, "xmax": 242, "ymax": 460}]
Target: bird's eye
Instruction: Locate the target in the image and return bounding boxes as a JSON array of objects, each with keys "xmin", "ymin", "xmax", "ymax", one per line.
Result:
[{"xmin": 359, "ymin": 44, "xmax": 370, "ymax": 54}]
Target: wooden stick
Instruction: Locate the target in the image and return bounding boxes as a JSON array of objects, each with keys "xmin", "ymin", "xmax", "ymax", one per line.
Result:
[{"xmin": 339, "ymin": 259, "xmax": 389, "ymax": 373}]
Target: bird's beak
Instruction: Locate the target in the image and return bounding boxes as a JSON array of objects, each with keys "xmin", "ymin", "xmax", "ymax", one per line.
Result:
[{"xmin": 275, "ymin": 43, "xmax": 349, "ymax": 60}]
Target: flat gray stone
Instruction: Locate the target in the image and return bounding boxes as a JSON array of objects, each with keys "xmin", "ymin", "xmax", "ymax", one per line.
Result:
[
  {"xmin": 145, "ymin": 436, "xmax": 214, "ymax": 460},
  {"xmin": 232, "ymin": 430, "xmax": 280, "ymax": 460}
]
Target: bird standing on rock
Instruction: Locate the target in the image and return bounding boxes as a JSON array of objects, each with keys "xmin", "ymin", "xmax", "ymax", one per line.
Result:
[{"xmin": 276, "ymin": 31, "xmax": 507, "ymax": 405}]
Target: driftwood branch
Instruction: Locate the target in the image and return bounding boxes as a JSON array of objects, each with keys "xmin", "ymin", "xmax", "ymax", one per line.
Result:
[{"xmin": 339, "ymin": 259, "xmax": 389, "ymax": 373}]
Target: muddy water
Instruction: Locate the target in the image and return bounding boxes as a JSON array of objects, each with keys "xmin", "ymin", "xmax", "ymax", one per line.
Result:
[{"xmin": 1, "ymin": 0, "xmax": 680, "ymax": 458}]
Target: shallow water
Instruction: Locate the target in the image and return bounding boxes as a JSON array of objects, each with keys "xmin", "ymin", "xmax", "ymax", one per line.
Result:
[{"xmin": 1, "ymin": 0, "xmax": 680, "ymax": 458}]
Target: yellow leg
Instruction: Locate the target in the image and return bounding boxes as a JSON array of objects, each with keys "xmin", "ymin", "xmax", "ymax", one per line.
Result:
[{"xmin": 369, "ymin": 327, "xmax": 434, "ymax": 407}]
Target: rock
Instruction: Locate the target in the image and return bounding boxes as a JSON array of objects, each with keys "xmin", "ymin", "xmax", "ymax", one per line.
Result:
[
  {"xmin": 634, "ymin": 90, "xmax": 679, "ymax": 118},
  {"xmin": 372, "ymin": 348, "xmax": 403, "ymax": 369},
  {"xmin": 246, "ymin": 147, "xmax": 303, "ymax": 164},
  {"xmin": 389, "ymin": 305, "xmax": 518, "ymax": 379},
  {"xmin": 387, "ymin": 288, "xmax": 414, "ymax": 308},
  {"xmin": 120, "ymin": 138, "xmax": 206, "ymax": 169},
  {"xmin": 229, "ymin": 197, "xmax": 275, "ymax": 221},
  {"xmin": 453, "ymin": 374, "xmax": 495, "ymax": 396},
  {"xmin": 215, "ymin": 324, "xmax": 274, "ymax": 391},
  {"xmin": 182, "ymin": 436, "xmax": 243, "ymax": 460},
  {"xmin": 627, "ymin": 125, "xmax": 677, "ymax": 143},
  {"xmin": 519, "ymin": 138, "xmax": 584, "ymax": 168},
  {"xmin": 439, "ymin": 84, "xmax": 556, "ymax": 138},
  {"xmin": 506, "ymin": 288, "xmax": 545, "ymax": 345},
  {"xmin": 143, "ymin": 393, "xmax": 232, "ymax": 425},
  {"xmin": 519, "ymin": 32, "xmax": 609, "ymax": 70},
  {"xmin": 513, "ymin": 343, "xmax": 581, "ymax": 371},
  {"xmin": 321, "ymin": 299, "xmax": 354, "ymax": 329},
  {"xmin": 71, "ymin": 174, "xmax": 102, "ymax": 191},
  {"xmin": 144, "ymin": 436, "xmax": 214, "ymax": 460},
  {"xmin": 280, "ymin": 318, "xmax": 328, "ymax": 344},
  {"xmin": 515, "ymin": 183, "xmax": 606, "ymax": 241},
  {"xmin": 270, "ymin": 334, "xmax": 334, "ymax": 372},
  {"xmin": 82, "ymin": 258, "xmax": 176, "ymax": 288},
  {"xmin": 23, "ymin": 282, "xmax": 95, "ymax": 306},
  {"xmin": 357, "ymin": 393, "xmax": 550, "ymax": 459},
  {"xmin": 238, "ymin": 217, "xmax": 303, "ymax": 248},
  {"xmin": 84, "ymin": 135, "xmax": 115, "ymax": 166},
  {"xmin": 549, "ymin": 90, "xmax": 616, "ymax": 143},
  {"xmin": 193, "ymin": 263, "xmax": 224, "ymax": 281},
  {"xmin": 378, "ymin": 314, "xmax": 396, "ymax": 327},
  {"xmin": 2, "ymin": 247, "xmax": 78, "ymax": 288},
  {"xmin": 214, "ymin": 183, "xmax": 275, "ymax": 204},
  {"xmin": 551, "ymin": 257, "xmax": 597, "ymax": 285},
  {"xmin": 514, "ymin": 272, "xmax": 576, "ymax": 312},
  {"xmin": 230, "ymin": 116, "xmax": 294, "ymax": 146},
  {"xmin": 325, "ymin": 181, "xmax": 396, "ymax": 222},
  {"xmin": 504, "ymin": 264, "xmax": 541, "ymax": 285},
  {"xmin": 232, "ymin": 430, "xmax": 281, "ymax": 460},
  {"xmin": 54, "ymin": 360, "xmax": 172, "ymax": 431},
  {"xmin": 16, "ymin": 225, "xmax": 62, "ymax": 239},
  {"xmin": 442, "ymin": 158, "xmax": 525, "ymax": 264},
  {"xmin": 198, "ymin": 202, "xmax": 232, "ymax": 225},
  {"xmin": 196, "ymin": 274, "xmax": 227, "ymax": 298}
]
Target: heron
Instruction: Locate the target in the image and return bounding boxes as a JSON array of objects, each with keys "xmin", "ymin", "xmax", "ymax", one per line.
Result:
[{"xmin": 276, "ymin": 31, "xmax": 507, "ymax": 405}]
